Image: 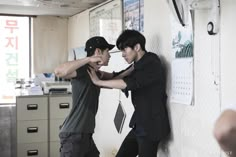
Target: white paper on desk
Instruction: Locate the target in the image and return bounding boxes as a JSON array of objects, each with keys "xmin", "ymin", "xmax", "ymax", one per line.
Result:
[
  {"xmin": 170, "ymin": 58, "xmax": 193, "ymax": 105},
  {"xmin": 27, "ymin": 86, "xmax": 43, "ymax": 95}
]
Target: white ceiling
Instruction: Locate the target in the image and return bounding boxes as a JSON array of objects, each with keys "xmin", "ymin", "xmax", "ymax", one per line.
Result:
[{"xmin": 0, "ymin": 0, "xmax": 108, "ymax": 16}]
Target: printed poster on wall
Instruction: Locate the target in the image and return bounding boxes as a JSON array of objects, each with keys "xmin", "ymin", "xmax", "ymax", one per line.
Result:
[
  {"xmin": 123, "ymin": 0, "xmax": 144, "ymax": 32},
  {"xmin": 89, "ymin": 0, "xmax": 122, "ymax": 52},
  {"xmin": 170, "ymin": 12, "xmax": 194, "ymax": 105}
]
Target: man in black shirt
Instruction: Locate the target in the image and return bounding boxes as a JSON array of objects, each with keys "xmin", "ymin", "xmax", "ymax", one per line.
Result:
[{"xmin": 88, "ymin": 30, "xmax": 171, "ymax": 157}]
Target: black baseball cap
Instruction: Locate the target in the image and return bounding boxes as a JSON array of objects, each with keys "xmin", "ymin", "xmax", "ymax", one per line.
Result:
[{"xmin": 85, "ymin": 36, "xmax": 115, "ymax": 52}]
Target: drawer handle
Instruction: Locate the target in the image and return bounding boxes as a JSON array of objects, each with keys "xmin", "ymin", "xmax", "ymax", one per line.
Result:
[
  {"xmin": 27, "ymin": 104, "xmax": 38, "ymax": 110},
  {"xmin": 27, "ymin": 127, "xmax": 38, "ymax": 133},
  {"xmin": 59, "ymin": 103, "xmax": 69, "ymax": 109},
  {"xmin": 27, "ymin": 150, "xmax": 38, "ymax": 156}
]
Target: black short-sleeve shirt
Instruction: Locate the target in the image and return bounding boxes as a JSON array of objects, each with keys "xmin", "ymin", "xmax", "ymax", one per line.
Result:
[{"xmin": 60, "ymin": 64, "xmax": 101, "ymax": 133}]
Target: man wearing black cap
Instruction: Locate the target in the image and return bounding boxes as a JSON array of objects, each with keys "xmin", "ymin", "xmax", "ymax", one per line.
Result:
[{"xmin": 54, "ymin": 36, "xmax": 130, "ymax": 157}]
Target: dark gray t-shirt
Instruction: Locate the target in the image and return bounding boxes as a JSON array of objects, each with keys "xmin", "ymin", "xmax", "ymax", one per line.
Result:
[{"xmin": 60, "ymin": 64, "xmax": 100, "ymax": 133}]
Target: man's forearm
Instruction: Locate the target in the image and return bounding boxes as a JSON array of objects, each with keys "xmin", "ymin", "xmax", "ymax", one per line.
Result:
[
  {"xmin": 97, "ymin": 79, "xmax": 127, "ymax": 89},
  {"xmin": 55, "ymin": 57, "xmax": 90, "ymax": 78},
  {"xmin": 100, "ymin": 71, "xmax": 114, "ymax": 80},
  {"xmin": 114, "ymin": 65, "xmax": 134, "ymax": 79},
  {"xmin": 101, "ymin": 65, "xmax": 133, "ymax": 80},
  {"xmin": 214, "ymin": 110, "xmax": 236, "ymax": 157}
]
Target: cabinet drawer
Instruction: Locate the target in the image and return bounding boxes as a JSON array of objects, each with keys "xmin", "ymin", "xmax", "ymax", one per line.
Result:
[
  {"xmin": 49, "ymin": 142, "xmax": 60, "ymax": 157},
  {"xmin": 17, "ymin": 142, "xmax": 48, "ymax": 157},
  {"xmin": 17, "ymin": 96, "xmax": 48, "ymax": 120},
  {"xmin": 49, "ymin": 119, "xmax": 64, "ymax": 141},
  {"xmin": 17, "ymin": 120, "xmax": 48, "ymax": 143},
  {"xmin": 49, "ymin": 96, "xmax": 72, "ymax": 119}
]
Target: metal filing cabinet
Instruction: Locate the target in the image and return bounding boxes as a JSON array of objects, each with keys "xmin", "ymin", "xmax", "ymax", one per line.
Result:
[
  {"xmin": 16, "ymin": 94, "xmax": 72, "ymax": 157},
  {"xmin": 16, "ymin": 96, "xmax": 48, "ymax": 157},
  {"xmin": 48, "ymin": 94, "xmax": 72, "ymax": 157}
]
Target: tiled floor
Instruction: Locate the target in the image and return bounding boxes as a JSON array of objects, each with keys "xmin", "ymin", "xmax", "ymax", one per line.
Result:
[{"xmin": 0, "ymin": 105, "xmax": 16, "ymax": 157}]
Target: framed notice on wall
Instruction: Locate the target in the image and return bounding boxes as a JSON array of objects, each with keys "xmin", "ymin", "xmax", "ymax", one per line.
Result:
[
  {"xmin": 123, "ymin": 0, "xmax": 144, "ymax": 32},
  {"xmin": 89, "ymin": 0, "xmax": 122, "ymax": 52}
]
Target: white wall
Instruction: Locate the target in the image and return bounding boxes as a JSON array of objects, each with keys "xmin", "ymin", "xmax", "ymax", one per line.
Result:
[
  {"xmin": 143, "ymin": 0, "xmax": 221, "ymax": 157},
  {"xmin": 67, "ymin": 11, "xmax": 90, "ymax": 49},
  {"xmin": 221, "ymin": 0, "xmax": 236, "ymax": 109},
  {"xmin": 95, "ymin": 52, "xmax": 133, "ymax": 157},
  {"xmin": 167, "ymin": 9, "xmax": 220, "ymax": 157},
  {"xmin": 220, "ymin": 2, "xmax": 236, "ymax": 155},
  {"xmin": 33, "ymin": 16, "xmax": 68, "ymax": 73},
  {"xmin": 67, "ymin": 0, "xmax": 236, "ymax": 157}
]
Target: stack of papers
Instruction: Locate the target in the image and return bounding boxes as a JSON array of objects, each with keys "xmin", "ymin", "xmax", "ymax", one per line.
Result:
[{"xmin": 27, "ymin": 85, "xmax": 43, "ymax": 95}]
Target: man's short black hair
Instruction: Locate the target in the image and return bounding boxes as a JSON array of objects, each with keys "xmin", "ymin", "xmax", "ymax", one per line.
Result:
[{"xmin": 116, "ymin": 29, "xmax": 146, "ymax": 51}]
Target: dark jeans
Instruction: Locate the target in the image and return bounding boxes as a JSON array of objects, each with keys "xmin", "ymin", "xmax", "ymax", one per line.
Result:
[
  {"xmin": 59, "ymin": 132, "xmax": 100, "ymax": 157},
  {"xmin": 116, "ymin": 129, "xmax": 159, "ymax": 157}
]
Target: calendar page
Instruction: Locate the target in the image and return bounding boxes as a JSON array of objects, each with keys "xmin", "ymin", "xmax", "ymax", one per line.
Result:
[
  {"xmin": 171, "ymin": 58, "xmax": 193, "ymax": 105},
  {"xmin": 170, "ymin": 10, "xmax": 193, "ymax": 105}
]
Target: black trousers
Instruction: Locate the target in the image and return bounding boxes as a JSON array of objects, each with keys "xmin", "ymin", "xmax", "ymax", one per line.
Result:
[
  {"xmin": 59, "ymin": 132, "xmax": 100, "ymax": 157},
  {"xmin": 116, "ymin": 129, "xmax": 159, "ymax": 157}
]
